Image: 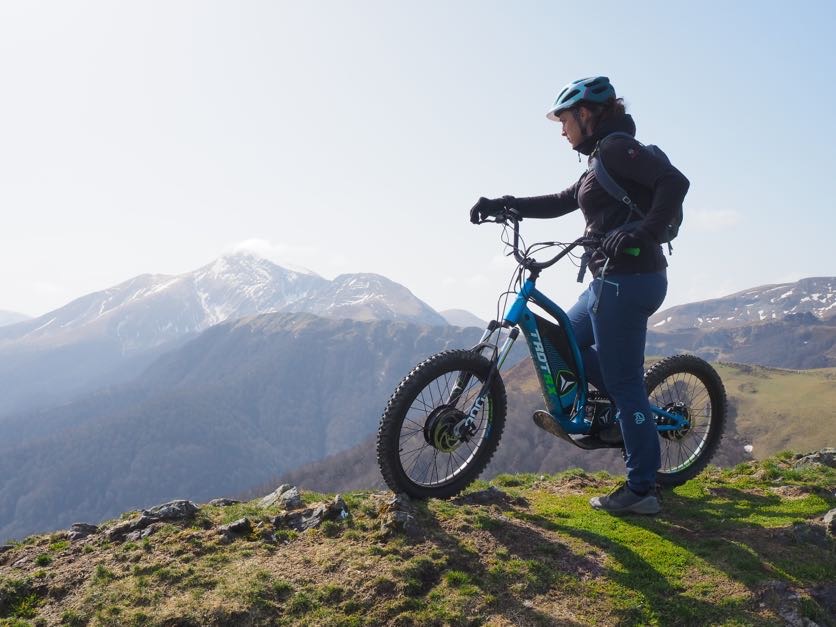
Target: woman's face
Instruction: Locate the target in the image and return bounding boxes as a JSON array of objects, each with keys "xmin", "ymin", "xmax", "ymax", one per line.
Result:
[{"xmin": 556, "ymin": 107, "xmax": 592, "ymax": 148}]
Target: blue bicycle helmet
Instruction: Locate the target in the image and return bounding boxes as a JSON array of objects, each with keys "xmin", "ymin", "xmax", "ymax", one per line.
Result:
[{"xmin": 546, "ymin": 76, "xmax": 616, "ymax": 121}]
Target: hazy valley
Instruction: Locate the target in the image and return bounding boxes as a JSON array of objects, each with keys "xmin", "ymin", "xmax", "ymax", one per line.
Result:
[{"xmin": 0, "ymin": 257, "xmax": 833, "ymax": 543}]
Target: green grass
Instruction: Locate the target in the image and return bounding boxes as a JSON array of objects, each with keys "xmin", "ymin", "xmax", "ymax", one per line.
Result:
[
  {"xmin": 0, "ymin": 577, "xmax": 40, "ymax": 620},
  {"xmin": 714, "ymin": 363, "xmax": 836, "ymax": 455},
  {"xmin": 2, "ymin": 455, "xmax": 833, "ymax": 626},
  {"xmin": 515, "ymin": 459, "xmax": 835, "ymax": 625},
  {"xmin": 48, "ymin": 540, "xmax": 69, "ymax": 552}
]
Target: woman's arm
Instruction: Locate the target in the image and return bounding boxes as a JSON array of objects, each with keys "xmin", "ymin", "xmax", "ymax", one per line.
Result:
[{"xmin": 513, "ymin": 179, "xmax": 582, "ymax": 219}]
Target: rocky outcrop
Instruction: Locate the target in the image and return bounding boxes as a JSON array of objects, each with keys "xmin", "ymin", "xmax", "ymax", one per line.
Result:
[
  {"xmin": 217, "ymin": 518, "xmax": 253, "ymax": 544},
  {"xmin": 793, "ymin": 449, "xmax": 836, "ymax": 469},
  {"xmin": 271, "ymin": 495, "xmax": 348, "ymax": 532},
  {"xmin": 67, "ymin": 523, "xmax": 98, "ymax": 542},
  {"xmin": 208, "ymin": 498, "xmax": 240, "ymax": 507},
  {"xmin": 376, "ymin": 493, "xmax": 419, "ymax": 537},
  {"xmin": 260, "ymin": 485, "xmax": 303, "ymax": 510},
  {"xmin": 824, "ymin": 509, "xmax": 836, "ymax": 538},
  {"xmin": 107, "ymin": 500, "xmax": 199, "ymax": 541}
]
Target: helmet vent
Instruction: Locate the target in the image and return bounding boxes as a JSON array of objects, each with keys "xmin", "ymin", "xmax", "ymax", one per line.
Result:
[{"xmin": 547, "ymin": 76, "xmax": 616, "ymax": 119}]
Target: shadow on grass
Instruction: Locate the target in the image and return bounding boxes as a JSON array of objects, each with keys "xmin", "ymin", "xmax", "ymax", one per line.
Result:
[
  {"xmin": 408, "ymin": 499, "xmax": 590, "ymax": 626},
  {"xmin": 509, "ymin": 509, "xmax": 745, "ymax": 627},
  {"xmin": 653, "ymin": 486, "xmax": 836, "ymax": 584},
  {"xmin": 414, "ymin": 492, "xmax": 752, "ymax": 626},
  {"xmin": 513, "ymin": 483, "xmax": 836, "ymax": 626}
]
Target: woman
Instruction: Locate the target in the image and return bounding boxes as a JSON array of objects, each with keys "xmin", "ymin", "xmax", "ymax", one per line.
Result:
[{"xmin": 470, "ymin": 76, "xmax": 689, "ymax": 515}]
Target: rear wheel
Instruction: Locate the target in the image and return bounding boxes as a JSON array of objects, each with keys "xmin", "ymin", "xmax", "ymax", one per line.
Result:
[
  {"xmin": 645, "ymin": 354, "xmax": 726, "ymax": 486},
  {"xmin": 376, "ymin": 350, "xmax": 507, "ymax": 499}
]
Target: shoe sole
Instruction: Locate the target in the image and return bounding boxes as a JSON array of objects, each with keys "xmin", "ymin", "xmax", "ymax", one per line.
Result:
[{"xmin": 589, "ymin": 495, "xmax": 661, "ymax": 515}]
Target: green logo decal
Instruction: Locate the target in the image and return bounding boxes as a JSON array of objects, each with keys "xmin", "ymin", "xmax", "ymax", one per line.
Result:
[{"xmin": 556, "ymin": 370, "xmax": 577, "ymax": 395}]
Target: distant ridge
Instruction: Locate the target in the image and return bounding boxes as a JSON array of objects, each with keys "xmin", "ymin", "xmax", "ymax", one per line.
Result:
[
  {"xmin": 439, "ymin": 309, "xmax": 488, "ymax": 329},
  {"xmin": 0, "ymin": 310, "xmax": 30, "ymax": 327},
  {"xmin": 0, "ymin": 253, "xmax": 445, "ymax": 416},
  {"xmin": 0, "ymin": 252, "xmax": 445, "ymax": 354},
  {"xmin": 651, "ymin": 277, "xmax": 835, "ymax": 331},
  {"xmin": 0, "ymin": 313, "xmax": 482, "ymax": 542}
]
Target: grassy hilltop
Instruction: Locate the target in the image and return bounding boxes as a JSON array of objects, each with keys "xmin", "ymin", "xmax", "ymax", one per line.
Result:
[
  {"xmin": 711, "ymin": 363, "xmax": 836, "ymax": 456},
  {"xmin": 1, "ymin": 453, "xmax": 834, "ymax": 626}
]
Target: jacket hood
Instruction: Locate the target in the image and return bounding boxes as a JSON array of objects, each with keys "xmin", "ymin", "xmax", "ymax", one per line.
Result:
[{"xmin": 575, "ymin": 113, "xmax": 636, "ymax": 156}]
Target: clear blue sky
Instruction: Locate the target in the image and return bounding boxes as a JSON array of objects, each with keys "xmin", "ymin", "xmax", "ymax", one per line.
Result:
[{"xmin": 1, "ymin": 1, "xmax": 834, "ymax": 320}]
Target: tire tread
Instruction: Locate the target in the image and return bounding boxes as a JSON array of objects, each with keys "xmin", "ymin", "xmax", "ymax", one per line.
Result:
[
  {"xmin": 376, "ymin": 349, "xmax": 507, "ymax": 499},
  {"xmin": 645, "ymin": 354, "xmax": 727, "ymax": 486}
]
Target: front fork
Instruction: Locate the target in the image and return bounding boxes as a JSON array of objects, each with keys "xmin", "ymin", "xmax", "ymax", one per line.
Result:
[{"xmin": 449, "ymin": 322, "xmax": 519, "ymax": 439}]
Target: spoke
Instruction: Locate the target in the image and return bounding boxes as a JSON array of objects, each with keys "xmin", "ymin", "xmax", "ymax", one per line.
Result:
[
  {"xmin": 396, "ymin": 366, "xmax": 496, "ymax": 487},
  {"xmin": 409, "ymin": 397, "xmax": 433, "ymax": 414},
  {"xmin": 398, "ymin": 426, "xmax": 424, "ymax": 439},
  {"xmin": 410, "ymin": 389, "xmax": 435, "ymax": 414},
  {"xmin": 400, "ymin": 441, "xmax": 430, "ymax": 462},
  {"xmin": 426, "ymin": 379, "xmax": 438, "ymax": 411},
  {"xmin": 402, "ymin": 417, "xmax": 426, "ymax": 432},
  {"xmin": 451, "ymin": 447, "xmax": 469, "ymax": 470},
  {"xmin": 433, "ymin": 374, "xmax": 446, "ymax": 406},
  {"xmin": 406, "ymin": 445, "xmax": 427, "ymax": 479}
]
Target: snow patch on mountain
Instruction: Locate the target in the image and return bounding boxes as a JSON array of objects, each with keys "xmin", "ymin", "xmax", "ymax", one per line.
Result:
[
  {"xmin": 0, "ymin": 253, "xmax": 445, "ymax": 353},
  {"xmin": 651, "ymin": 277, "xmax": 835, "ymax": 331}
]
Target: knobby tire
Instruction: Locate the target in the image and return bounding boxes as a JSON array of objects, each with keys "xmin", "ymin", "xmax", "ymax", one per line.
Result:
[
  {"xmin": 376, "ymin": 350, "xmax": 507, "ymax": 499},
  {"xmin": 645, "ymin": 354, "xmax": 727, "ymax": 486}
]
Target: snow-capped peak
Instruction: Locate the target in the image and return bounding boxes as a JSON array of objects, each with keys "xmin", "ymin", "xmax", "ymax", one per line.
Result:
[
  {"xmin": 651, "ymin": 277, "xmax": 835, "ymax": 331},
  {"xmin": 0, "ymin": 255, "xmax": 443, "ymax": 352}
]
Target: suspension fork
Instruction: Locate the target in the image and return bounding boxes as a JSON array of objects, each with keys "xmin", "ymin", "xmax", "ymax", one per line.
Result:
[{"xmin": 450, "ymin": 324, "xmax": 520, "ymax": 438}]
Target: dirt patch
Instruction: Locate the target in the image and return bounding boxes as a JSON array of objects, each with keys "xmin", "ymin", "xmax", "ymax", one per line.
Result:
[
  {"xmin": 544, "ymin": 473, "xmax": 606, "ymax": 495},
  {"xmin": 770, "ymin": 485, "xmax": 818, "ymax": 499}
]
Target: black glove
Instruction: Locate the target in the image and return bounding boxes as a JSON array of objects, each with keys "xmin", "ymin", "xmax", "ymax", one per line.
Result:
[
  {"xmin": 469, "ymin": 196, "xmax": 507, "ymax": 224},
  {"xmin": 601, "ymin": 224, "xmax": 652, "ymax": 257}
]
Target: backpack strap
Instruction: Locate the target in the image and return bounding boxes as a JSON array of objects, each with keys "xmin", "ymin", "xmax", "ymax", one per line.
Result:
[
  {"xmin": 590, "ymin": 132, "xmax": 676, "ymax": 255},
  {"xmin": 589, "ymin": 132, "xmax": 646, "ymax": 222}
]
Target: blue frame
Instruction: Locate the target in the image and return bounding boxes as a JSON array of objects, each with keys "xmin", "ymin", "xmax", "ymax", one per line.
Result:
[{"xmin": 501, "ymin": 278, "xmax": 688, "ymax": 435}]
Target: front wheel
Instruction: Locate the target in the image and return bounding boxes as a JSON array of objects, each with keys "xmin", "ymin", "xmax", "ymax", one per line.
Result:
[
  {"xmin": 645, "ymin": 354, "xmax": 727, "ymax": 486},
  {"xmin": 376, "ymin": 349, "xmax": 507, "ymax": 499}
]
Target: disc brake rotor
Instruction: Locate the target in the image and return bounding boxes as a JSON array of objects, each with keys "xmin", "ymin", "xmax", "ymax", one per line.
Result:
[
  {"xmin": 659, "ymin": 401, "xmax": 691, "ymax": 441},
  {"xmin": 423, "ymin": 405, "xmax": 466, "ymax": 453}
]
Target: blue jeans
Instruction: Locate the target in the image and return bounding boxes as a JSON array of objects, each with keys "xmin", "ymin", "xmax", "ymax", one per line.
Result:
[{"xmin": 567, "ymin": 271, "xmax": 668, "ymax": 493}]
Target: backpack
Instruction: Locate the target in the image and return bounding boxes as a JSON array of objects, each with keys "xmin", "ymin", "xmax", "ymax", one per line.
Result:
[{"xmin": 589, "ymin": 131, "xmax": 683, "ymax": 253}]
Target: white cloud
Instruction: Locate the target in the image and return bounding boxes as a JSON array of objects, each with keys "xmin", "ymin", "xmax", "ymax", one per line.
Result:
[
  {"xmin": 687, "ymin": 208, "xmax": 743, "ymax": 232},
  {"xmin": 224, "ymin": 238, "xmax": 353, "ymax": 279},
  {"xmin": 226, "ymin": 238, "xmax": 319, "ymax": 259}
]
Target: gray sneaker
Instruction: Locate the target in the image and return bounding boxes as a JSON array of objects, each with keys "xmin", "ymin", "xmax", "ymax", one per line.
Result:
[{"xmin": 590, "ymin": 483, "xmax": 661, "ymax": 515}]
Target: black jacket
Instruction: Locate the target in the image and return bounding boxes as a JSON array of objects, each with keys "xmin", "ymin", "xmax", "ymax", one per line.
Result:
[{"xmin": 514, "ymin": 114, "xmax": 690, "ymax": 277}]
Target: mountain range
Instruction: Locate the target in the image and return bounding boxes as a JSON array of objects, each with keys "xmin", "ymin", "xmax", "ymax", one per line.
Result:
[
  {"xmin": 0, "ymin": 255, "xmax": 833, "ymax": 542},
  {"xmin": 0, "ymin": 313, "xmax": 481, "ymax": 542},
  {"xmin": 0, "ymin": 253, "xmax": 444, "ymax": 417},
  {"xmin": 645, "ymin": 277, "xmax": 835, "ymax": 369},
  {"xmin": 439, "ymin": 309, "xmax": 488, "ymax": 329},
  {"xmin": 649, "ymin": 277, "xmax": 834, "ymax": 330}
]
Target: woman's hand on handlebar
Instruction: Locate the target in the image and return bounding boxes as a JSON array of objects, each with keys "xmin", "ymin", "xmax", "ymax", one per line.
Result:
[
  {"xmin": 469, "ymin": 195, "xmax": 519, "ymax": 224},
  {"xmin": 601, "ymin": 224, "xmax": 652, "ymax": 257}
]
